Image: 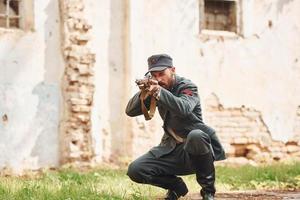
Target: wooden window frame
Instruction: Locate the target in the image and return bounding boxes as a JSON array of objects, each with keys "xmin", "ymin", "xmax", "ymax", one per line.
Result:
[
  {"xmin": 200, "ymin": 0, "xmax": 243, "ymax": 37},
  {"xmin": 0, "ymin": 0, "xmax": 34, "ymax": 31}
]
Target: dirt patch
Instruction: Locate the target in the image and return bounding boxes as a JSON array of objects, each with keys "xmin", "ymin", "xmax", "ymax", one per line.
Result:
[
  {"xmin": 215, "ymin": 190, "xmax": 300, "ymax": 200},
  {"xmin": 157, "ymin": 190, "xmax": 300, "ymax": 200}
]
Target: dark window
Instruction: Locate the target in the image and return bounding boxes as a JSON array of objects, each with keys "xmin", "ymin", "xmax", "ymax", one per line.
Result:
[
  {"xmin": 0, "ymin": 0, "xmax": 21, "ymax": 28},
  {"xmin": 203, "ymin": 0, "xmax": 237, "ymax": 32}
]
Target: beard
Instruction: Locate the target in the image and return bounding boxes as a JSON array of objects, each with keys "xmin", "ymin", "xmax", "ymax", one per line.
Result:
[
  {"xmin": 159, "ymin": 82, "xmax": 167, "ymax": 89},
  {"xmin": 156, "ymin": 73, "xmax": 175, "ymax": 90}
]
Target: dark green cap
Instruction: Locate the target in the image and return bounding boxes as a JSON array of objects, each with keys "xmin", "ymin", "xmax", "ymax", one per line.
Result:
[{"xmin": 147, "ymin": 54, "xmax": 173, "ymax": 73}]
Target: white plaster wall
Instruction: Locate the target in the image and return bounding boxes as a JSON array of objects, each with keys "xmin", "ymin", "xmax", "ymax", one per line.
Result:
[
  {"xmin": 0, "ymin": 0, "xmax": 64, "ymax": 171},
  {"xmin": 129, "ymin": 0, "xmax": 300, "ymax": 142},
  {"xmin": 85, "ymin": 0, "xmax": 112, "ymax": 162},
  {"xmin": 86, "ymin": 0, "xmax": 134, "ymax": 162}
]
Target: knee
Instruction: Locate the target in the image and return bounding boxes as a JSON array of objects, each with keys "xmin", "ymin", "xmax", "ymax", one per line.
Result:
[
  {"xmin": 127, "ymin": 161, "xmax": 144, "ymax": 183},
  {"xmin": 187, "ymin": 130, "xmax": 208, "ymax": 143},
  {"xmin": 184, "ymin": 129, "xmax": 210, "ymax": 155}
]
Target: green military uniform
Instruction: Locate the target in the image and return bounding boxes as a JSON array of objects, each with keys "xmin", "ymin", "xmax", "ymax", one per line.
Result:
[{"xmin": 126, "ymin": 54, "xmax": 225, "ymax": 200}]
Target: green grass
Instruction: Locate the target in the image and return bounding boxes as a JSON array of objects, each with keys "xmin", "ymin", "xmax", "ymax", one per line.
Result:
[
  {"xmin": 216, "ymin": 162, "xmax": 300, "ymax": 191},
  {"xmin": 0, "ymin": 162, "xmax": 299, "ymax": 200}
]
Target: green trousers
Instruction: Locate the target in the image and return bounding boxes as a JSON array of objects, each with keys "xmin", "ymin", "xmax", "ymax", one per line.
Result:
[{"xmin": 127, "ymin": 129, "xmax": 214, "ymax": 193}]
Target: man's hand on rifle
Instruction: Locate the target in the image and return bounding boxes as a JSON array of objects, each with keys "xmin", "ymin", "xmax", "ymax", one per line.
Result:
[
  {"xmin": 145, "ymin": 79, "xmax": 160, "ymax": 96},
  {"xmin": 136, "ymin": 78, "xmax": 161, "ymax": 99}
]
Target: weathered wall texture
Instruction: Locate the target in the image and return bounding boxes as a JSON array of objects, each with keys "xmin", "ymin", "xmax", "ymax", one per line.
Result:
[
  {"xmin": 0, "ymin": 0, "xmax": 63, "ymax": 171},
  {"xmin": 84, "ymin": 0, "xmax": 135, "ymax": 165},
  {"xmin": 205, "ymin": 94, "xmax": 300, "ymax": 163},
  {"xmin": 59, "ymin": 0, "xmax": 95, "ymax": 164},
  {"xmin": 126, "ymin": 0, "xmax": 300, "ymax": 162},
  {"xmin": 0, "ymin": 0, "xmax": 299, "ymax": 171},
  {"xmin": 83, "ymin": 0, "xmax": 112, "ymax": 163}
]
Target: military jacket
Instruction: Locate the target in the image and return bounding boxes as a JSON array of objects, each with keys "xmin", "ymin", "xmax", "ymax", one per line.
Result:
[{"xmin": 126, "ymin": 75, "xmax": 226, "ymax": 161}]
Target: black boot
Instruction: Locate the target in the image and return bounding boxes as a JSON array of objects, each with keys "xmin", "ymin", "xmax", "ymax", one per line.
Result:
[
  {"xmin": 189, "ymin": 152, "xmax": 215, "ymax": 200},
  {"xmin": 164, "ymin": 186, "xmax": 188, "ymax": 200},
  {"xmin": 163, "ymin": 177, "xmax": 188, "ymax": 200},
  {"xmin": 150, "ymin": 176, "xmax": 188, "ymax": 199},
  {"xmin": 164, "ymin": 190, "xmax": 179, "ymax": 200},
  {"xmin": 201, "ymin": 189, "xmax": 214, "ymax": 200}
]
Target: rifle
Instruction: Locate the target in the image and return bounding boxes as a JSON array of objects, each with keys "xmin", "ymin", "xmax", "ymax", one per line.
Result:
[{"xmin": 135, "ymin": 77, "xmax": 157, "ymax": 120}]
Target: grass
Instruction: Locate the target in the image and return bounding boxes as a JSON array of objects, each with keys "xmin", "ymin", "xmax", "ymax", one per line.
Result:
[
  {"xmin": 216, "ymin": 162, "xmax": 300, "ymax": 191},
  {"xmin": 0, "ymin": 162, "xmax": 299, "ymax": 199}
]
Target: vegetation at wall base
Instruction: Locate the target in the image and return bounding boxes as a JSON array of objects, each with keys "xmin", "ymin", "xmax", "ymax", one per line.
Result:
[{"xmin": 0, "ymin": 162, "xmax": 299, "ymax": 200}]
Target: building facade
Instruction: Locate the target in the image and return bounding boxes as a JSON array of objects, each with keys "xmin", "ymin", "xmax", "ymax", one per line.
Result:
[{"xmin": 0, "ymin": 0, "xmax": 300, "ymax": 171}]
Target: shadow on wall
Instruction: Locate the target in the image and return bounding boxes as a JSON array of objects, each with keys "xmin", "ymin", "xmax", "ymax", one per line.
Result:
[
  {"xmin": 30, "ymin": 0, "xmax": 63, "ymax": 167},
  {"xmin": 30, "ymin": 82, "xmax": 60, "ymax": 167}
]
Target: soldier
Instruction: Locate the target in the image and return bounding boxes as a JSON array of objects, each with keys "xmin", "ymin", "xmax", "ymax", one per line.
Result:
[{"xmin": 125, "ymin": 54, "xmax": 226, "ymax": 200}]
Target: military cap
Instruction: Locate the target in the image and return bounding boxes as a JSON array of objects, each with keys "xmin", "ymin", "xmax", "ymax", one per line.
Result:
[{"xmin": 147, "ymin": 54, "xmax": 173, "ymax": 73}]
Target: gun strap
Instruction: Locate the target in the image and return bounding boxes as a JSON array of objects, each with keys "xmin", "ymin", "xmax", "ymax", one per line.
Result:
[{"xmin": 140, "ymin": 90, "xmax": 156, "ymax": 120}]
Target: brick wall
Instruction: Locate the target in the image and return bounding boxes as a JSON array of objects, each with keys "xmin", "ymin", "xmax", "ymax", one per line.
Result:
[
  {"xmin": 204, "ymin": 93, "xmax": 300, "ymax": 164},
  {"xmin": 59, "ymin": 0, "xmax": 95, "ymax": 164}
]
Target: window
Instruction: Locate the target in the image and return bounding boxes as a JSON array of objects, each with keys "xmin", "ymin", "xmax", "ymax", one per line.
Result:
[
  {"xmin": 200, "ymin": 0, "xmax": 241, "ymax": 35},
  {"xmin": 0, "ymin": 0, "xmax": 33, "ymax": 30},
  {"xmin": 0, "ymin": 0, "xmax": 20, "ymax": 28}
]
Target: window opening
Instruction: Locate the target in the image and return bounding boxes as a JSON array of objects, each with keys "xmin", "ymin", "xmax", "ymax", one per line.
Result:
[{"xmin": 0, "ymin": 0, "xmax": 21, "ymax": 28}]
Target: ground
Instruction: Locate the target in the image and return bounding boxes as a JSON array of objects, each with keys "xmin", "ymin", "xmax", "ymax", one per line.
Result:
[{"xmin": 157, "ymin": 190, "xmax": 300, "ymax": 200}]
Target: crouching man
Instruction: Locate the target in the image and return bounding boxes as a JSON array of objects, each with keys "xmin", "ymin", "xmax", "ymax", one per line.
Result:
[{"xmin": 125, "ymin": 54, "xmax": 226, "ymax": 200}]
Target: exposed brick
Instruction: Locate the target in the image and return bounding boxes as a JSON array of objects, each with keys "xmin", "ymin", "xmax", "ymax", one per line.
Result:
[
  {"xmin": 204, "ymin": 93, "xmax": 300, "ymax": 164},
  {"xmin": 59, "ymin": 0, "xmax": 95, "ymax": 165}
]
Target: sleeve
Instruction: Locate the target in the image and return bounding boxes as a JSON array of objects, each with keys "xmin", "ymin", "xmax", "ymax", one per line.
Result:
[
  {"xmin": 125, "ymin": 91, "xmax": 151, "ymax": 117},
  {"xmin": 158, "ymin": 82, "xmax": 199, "ymax": 117}
]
